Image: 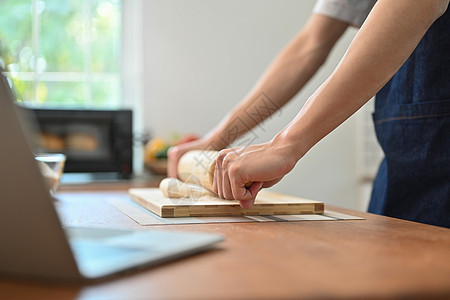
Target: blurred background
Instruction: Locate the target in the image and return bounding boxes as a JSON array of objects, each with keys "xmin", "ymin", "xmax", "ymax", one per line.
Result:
[{"xmin": 0, "ymin": 0, "xmax": 383, "ymax": 211}]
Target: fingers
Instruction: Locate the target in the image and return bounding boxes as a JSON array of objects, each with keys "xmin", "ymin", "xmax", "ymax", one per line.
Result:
[
  {"xmin": 239, "ymin": 199, "xmax": 255, "ymax": 209},
  {"xmin": 214, "ymin": 147, "xmax": 261, "ymax": 206},
  {"xmin": 233, "ymin": 181, "xmax": 263, "ymax": 208},
  {"xmin": 261, "ymin": 178, "xmax": 283, "ymax": 189},
  {"xmin": 213, "ymin": 148, "xmax": 233, "ymax": 199},
  {"xmin": 167, "ymin": 146, "xmax": 180, "ymax": 178},
  {"xmin": 220, "ymin": 152, "xmax": 235, "ymax": 200},
  {"xmin": 212, "ymin": 151, "xmax": 221, "ymax": 195},
  {"xmin": 212, "ymin": 156, "xmax": 219, "ymax": 194}
]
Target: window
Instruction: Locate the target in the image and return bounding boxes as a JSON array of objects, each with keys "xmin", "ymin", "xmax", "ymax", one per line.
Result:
[{"xmin": 0, "ymin": 0, "xmax": 122, "ymax": 108}]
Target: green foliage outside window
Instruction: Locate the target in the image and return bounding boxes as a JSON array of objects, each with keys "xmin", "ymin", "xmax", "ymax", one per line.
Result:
[{"xmin": 0, "ymin": 0, "xmax": 121, "ymax": 108}]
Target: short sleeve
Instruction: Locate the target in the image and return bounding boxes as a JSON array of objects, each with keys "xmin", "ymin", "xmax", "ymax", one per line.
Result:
[{"xmin": 313, "ymin": 0, "xmax": 376, "ymax": 27}]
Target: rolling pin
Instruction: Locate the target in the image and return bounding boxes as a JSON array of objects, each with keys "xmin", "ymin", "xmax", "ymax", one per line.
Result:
[
  {"xmin": 159, "ymin": 177, "xmax": 216, "ymax": 198},
  {"xmin": 159, "ymin": 150, "xmax": 218, "ymax": 198},
  {"xmin": 177, "ymin": 150, "xmax": 219, "ymax": 192},
  {"xmin": 159, "ymin": 150, "xmax": 252, "ymax": 198}
]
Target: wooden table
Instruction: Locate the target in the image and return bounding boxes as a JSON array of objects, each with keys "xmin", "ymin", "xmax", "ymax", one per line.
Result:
[{"xmin": 1, "ymin": 181, "xmax": 449, "ymax": 300}]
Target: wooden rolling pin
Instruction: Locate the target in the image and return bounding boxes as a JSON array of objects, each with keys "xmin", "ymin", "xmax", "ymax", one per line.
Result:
[
  {"xmin": 159, "ymin": 177, "xmax": 216, "ymax": 198},
  {"xmin": 159, "ymin": 150, "xmax": 219, "ymax": 198},
  {"xmin": 177, "ymin": 150, "xmax": 219, "ymax": 192}
]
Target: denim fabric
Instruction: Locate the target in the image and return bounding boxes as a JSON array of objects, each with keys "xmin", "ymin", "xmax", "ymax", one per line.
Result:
[{"xmin": 369, "ymin": 8, "xmax": 450, "ymax": 227}]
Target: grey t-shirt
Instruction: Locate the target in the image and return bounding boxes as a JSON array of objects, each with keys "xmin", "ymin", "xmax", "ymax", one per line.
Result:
[{"xmin": 313, "ymin": 0, "xmax": 376, "ymax": 27}]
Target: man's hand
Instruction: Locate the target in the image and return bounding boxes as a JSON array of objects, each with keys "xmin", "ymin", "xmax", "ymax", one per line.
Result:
[{"xmin": 213, "ymin": 138, "xmax": 298, "ymax": 208}]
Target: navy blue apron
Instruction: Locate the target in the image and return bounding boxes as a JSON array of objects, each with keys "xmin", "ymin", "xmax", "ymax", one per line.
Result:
[{"xmin": 369, "ymin": 7, "xmax": 450, "ymax": 228}]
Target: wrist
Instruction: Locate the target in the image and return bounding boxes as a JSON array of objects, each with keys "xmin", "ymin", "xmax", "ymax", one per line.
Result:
[{"xmin": 271, "ymin": 125, "xmax": 311, "ymax": 164}]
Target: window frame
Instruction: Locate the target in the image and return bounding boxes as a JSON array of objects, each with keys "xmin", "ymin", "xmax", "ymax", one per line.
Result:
[{"xmin": 3, "ymin": 0, "xmax": 122, "ymax": 108}]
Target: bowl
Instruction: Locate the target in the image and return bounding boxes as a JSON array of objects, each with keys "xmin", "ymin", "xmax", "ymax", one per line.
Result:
[
  {"xmin": 35, "ymin": 153, "xmax": 66, "ymax": 194},
  {"xmin": 145, "ymin": 159, "xmax": 168, "ymax": 175}
]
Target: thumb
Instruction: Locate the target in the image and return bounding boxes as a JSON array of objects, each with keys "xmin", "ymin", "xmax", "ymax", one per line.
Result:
[
  {"xmin": 248, "ymin": 181, "xmax": 263, "ymax": 196},
  {"xmin": 238, "ymin": 181, "xmax": 263, "ymax": 208}
]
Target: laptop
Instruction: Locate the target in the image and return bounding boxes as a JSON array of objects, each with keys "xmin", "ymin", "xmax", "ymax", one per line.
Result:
[{"xmin": 0, "ymin": 71, "xmax": 223, "ymax": 281}]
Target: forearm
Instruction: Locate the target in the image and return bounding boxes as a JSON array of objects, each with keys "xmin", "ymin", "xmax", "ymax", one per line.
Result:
[
  {"xmin": 206, "ymin": 15, "xmax": 349, "ymax": 149},
  {"xmin": 276, "ymin": 0, "xmax": 449, "ymax": 161}
]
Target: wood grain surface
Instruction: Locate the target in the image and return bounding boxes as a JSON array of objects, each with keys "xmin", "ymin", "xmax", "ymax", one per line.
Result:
[
  {"xmin": 1, "ymin": 186, "xmax": 449, "ymax": 300},
  {"xmin": 129, "ymin": 188, "xmax": 324, "ymax": 217}
]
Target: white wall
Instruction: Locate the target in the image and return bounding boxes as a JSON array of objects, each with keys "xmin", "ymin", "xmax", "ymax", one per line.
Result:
[{"xmin": 140, "ymin": 0, "xmax": 364, "ymax": 209}]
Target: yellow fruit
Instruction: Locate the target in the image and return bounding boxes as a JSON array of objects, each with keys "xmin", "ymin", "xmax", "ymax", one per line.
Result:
[{"xmin": 144, "ymin": 137, "xmax": 167, "ymax": 163}]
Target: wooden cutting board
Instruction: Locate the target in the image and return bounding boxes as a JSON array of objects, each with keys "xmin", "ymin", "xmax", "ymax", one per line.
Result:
[{"xmin": 128, "ymin": 188, "xmax": 324, "ymax": 218}]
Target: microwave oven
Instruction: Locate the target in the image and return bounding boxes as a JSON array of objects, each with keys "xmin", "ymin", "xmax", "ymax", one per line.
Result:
[{"xmin": 30, "ymin": 108, "xmax": 133, "ymax": 178}]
